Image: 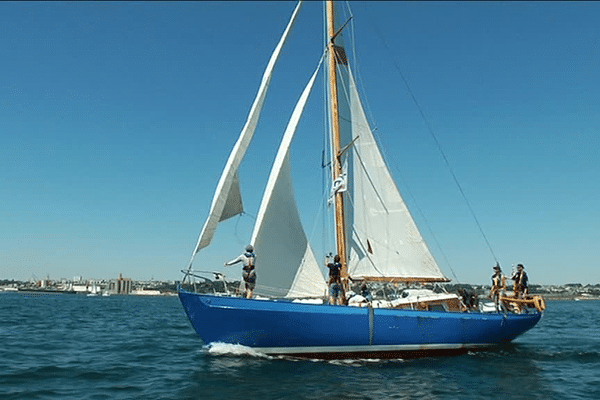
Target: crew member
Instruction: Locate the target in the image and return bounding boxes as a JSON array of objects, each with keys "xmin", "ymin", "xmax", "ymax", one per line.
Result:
[
  {"xmin": 225, "ymin": 245, "xmax": 256, "ymax": 299},
  {"xmin": 326, "ymin": 255, "xmax": 343, "ymax": 305},
  {"xmin": 512, "ymin": 263, "xmax": 529, "ymax": 299},
  {"xmin": 489, "ymin": 264, "xmax": 506, "ymax": 311}
]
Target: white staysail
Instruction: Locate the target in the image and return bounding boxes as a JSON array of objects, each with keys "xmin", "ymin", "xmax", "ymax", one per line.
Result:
[
  {"xmin": 251, "ymin": 59, "xmax": 327, "ymax": 298},
  {"xmin": 343, "ymin": 68, "xmax": 447, "ymax": 282},
  {"xmin": 188, "ymin": 2, "xmax": 302, "ymax": 262}
]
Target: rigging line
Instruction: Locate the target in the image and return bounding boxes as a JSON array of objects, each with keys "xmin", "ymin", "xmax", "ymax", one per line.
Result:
[
  {"xmin": 338, "ymin": 10, "xmax": 460, "ymax": 281},
  {"xmin": 320, "ymin": 1, "xmax": 329, "ymax": 260},
  {"xmin": 306, "ymin": 183, "xmax": 329, "ymax": 261},
  {"xmin": 371, "ymin": 24, "xmax": 499, "ymax": 265},
  {"xmin": 332, "ymin": 56, "xmax": 458, "ymax": 281},
  {"xmin": 394, "ymin": 171, "xmax": 461, "ymax": 283},
  {"xmin": 321, "ymin": 37, "xmax": 334, "ymax": 261},
  {"xmin": 321, "ymin": 1, "xmax": 332, "ymax": 261},
  {"xmin": 233, "ymin": 212, "xmax": 256, "ymax": 246},
  {"xmin": 342, "ymin": 194, "xmax": 387, "ymax": 279},
  {"xmin": 339, "ymin": 77, "xmax": 461, "ymax": 280},
  {"xmin": 342, "ymin": 1, "xmax": 378, "ymax": 136},
  {"xmin": 330, "ymin": 47, "xmax": 449, "ymax": 281},
  {"xmin": 352, "ymin": 141, "xmax": 388, "ymax": 213},
  {"xmin": 335, "ymin": 2, "xmax": 458, "ymax": 282}
]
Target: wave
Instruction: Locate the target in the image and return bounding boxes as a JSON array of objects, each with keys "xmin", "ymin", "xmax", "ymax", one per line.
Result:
[
  {"xmin": 533, "ymin": 349, "xmax": 600, "ymax": 363},
  {"xmin": 203, "ymin": 344, "xmax": 414, "ymax": 366}
]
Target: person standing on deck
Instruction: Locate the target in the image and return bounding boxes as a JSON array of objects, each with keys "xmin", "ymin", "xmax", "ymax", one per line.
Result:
[
  {"xmin": 489, "ymin": 264, "xmax": 506, "ymax": 311},
  {"xmin": 512, "ymin": 264, "xmax": 529, "ymax": 299},
  {"xmin": 326, "ymin": 255, "xmax": 343, "ymax": 305},
  {"xmin": 225, "ymin": 245, "xmax": 256, "ymax": 299}
]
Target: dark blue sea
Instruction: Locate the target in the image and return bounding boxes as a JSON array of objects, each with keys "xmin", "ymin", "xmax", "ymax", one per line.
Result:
[{"xmin": 1, "ymin": 293, "xmax": 598, "ymax": 400}]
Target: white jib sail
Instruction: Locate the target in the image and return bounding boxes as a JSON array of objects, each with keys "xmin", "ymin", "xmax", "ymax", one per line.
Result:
[
  {"xmin": 345, "ymin": 68, "xmax": 447, "ymax": 281},
  {"xmin": 188, "ymin": 2, "xmax": 303, "ymax": 264},
  {"xmin": 250, "ymin": 58, "xmax": 327, "ymax": 298}
]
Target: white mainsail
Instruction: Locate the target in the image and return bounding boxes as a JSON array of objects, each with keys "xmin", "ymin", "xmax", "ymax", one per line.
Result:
[
  {"xmin": 341, "ymin": 67, "xmax": 447, "ymax": 282},
  {"xmin": 251, "ymin": 59, "xmax": 327, "ymax": 298},
  {"xmin": 188, "ymin": 2, "xmax": 302, "ymax": 264}
]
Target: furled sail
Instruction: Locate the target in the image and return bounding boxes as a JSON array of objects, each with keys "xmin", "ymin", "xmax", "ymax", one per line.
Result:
[
  {"xmin": 250, "ymin": 59, "xmax": 327, "ymax": 298},
  {"xmin": 342, "ymin": 68, "xmax": 448, "ymax": 282},
  {"xmin": 188, "ymin": 2, "xmax": 302, "ymax": 264}
]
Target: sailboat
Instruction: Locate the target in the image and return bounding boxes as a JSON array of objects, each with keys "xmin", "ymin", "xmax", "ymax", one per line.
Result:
[{"xmin": 178, "ymin": 1, "xmax": 544, "ymax": 359}]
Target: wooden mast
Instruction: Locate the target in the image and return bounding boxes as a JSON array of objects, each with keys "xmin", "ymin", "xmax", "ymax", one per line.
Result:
[{"xmin": 326, "ymin": 0, "xmax": 349, "ymax": 290}]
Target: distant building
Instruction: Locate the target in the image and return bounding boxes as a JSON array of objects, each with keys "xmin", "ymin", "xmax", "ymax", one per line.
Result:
[
  {"xmin": 72, "ymin": 284, "xmax": 89, "ymax": 293},
  {"xmin": 109, "ymin": 273, "xmax": 132, "ymax": 295},
  {"xmin": 131, "ymin": 288, "xmax": 162, "ymax": 296}
]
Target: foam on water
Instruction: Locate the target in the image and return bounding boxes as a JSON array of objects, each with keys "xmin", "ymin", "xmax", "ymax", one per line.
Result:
[{"xmin": 205, "ymin": 342, "xmax": 270, "ymax": 358}]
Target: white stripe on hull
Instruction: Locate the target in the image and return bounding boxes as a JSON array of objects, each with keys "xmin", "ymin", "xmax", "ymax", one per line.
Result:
[{"xmin": 252, "ymin": 342, "xmax": 493, "ymax": 356}]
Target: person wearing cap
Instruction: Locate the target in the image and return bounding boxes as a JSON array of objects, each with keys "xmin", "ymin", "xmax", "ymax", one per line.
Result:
[
  {"xmin": 489, "ymin": 264, "xmax": 506, "ymax": 311},
  {"xmin": 225, "ymin": 245, "xmax": 256, "ymax": 298},
  {"xmin": 511, "ymin": 263, "xmax": 529, "ymax": 299}
]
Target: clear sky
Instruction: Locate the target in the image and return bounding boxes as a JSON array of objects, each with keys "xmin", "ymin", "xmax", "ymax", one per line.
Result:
[{"xmin": 2, "ymin": 1, "xmax": 599, "ymax": 286}]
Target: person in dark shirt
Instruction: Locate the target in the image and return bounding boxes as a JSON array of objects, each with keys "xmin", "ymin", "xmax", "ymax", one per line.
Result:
[
  {"xmin": 512, "ymin": 263, "xmax": 529, "ymax": 299},
  {"xmin": 326, "ymin": 255, "xmax": 343, "ymax": 305}
]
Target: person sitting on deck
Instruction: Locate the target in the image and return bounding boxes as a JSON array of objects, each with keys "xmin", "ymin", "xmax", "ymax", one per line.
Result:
[
  {"xmin": 224, "ymin": 245, "xmax": 256, "ymax": 299},
  {"xmin": 459, "ymin": 289, "xmax": 478, "ymax": 311},
  {"xmin": 326, "ymin": 255, "xmax": 343, "ymax": 305},
  {"xmin": 360, "ymin": 283, "xmax": 372, "ymax": 303}
]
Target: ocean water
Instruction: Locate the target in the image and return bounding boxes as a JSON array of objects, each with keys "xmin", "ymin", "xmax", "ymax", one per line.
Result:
[{"xmin": 0, "ymin": 293, "xmax": 598, "ymax": 400}]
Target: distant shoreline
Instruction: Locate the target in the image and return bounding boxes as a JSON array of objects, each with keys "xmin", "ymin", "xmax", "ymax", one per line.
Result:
[
  {"xmin": 544, "ymin": 296, "xmax": 600, "ymax": 301},
  {"xmin": 3, "ymin": 287, "xmax": 598, "ymax": 302}
]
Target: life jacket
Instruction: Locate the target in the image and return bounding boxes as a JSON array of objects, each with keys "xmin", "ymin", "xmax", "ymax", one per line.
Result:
[
  {"xmin": 518, "ymin": 271, "xmax": 528, "ymax": 287},
  {"xmin": 244, "ymin": 252, "xmax": 255, "ymax": 272},
  {"xmin": 491, "ymin": 273, "xmax": 504, "ymax": 289}
]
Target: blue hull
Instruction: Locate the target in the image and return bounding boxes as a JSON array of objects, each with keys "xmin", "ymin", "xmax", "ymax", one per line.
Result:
[{"xmin": 178, "ymin": 289, "xmax": 542, "ymax": 359}]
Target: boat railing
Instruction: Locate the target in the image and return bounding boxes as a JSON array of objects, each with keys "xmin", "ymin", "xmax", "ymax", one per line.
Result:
[{"xmin": 179, "ymin": 269, "xmax": 232, "ymax": 296}]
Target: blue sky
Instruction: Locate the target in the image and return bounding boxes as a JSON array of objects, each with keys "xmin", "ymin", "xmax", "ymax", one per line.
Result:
[{"xmin": 1, "ymin": 1, "xmax": 599, "ymax": 285}]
